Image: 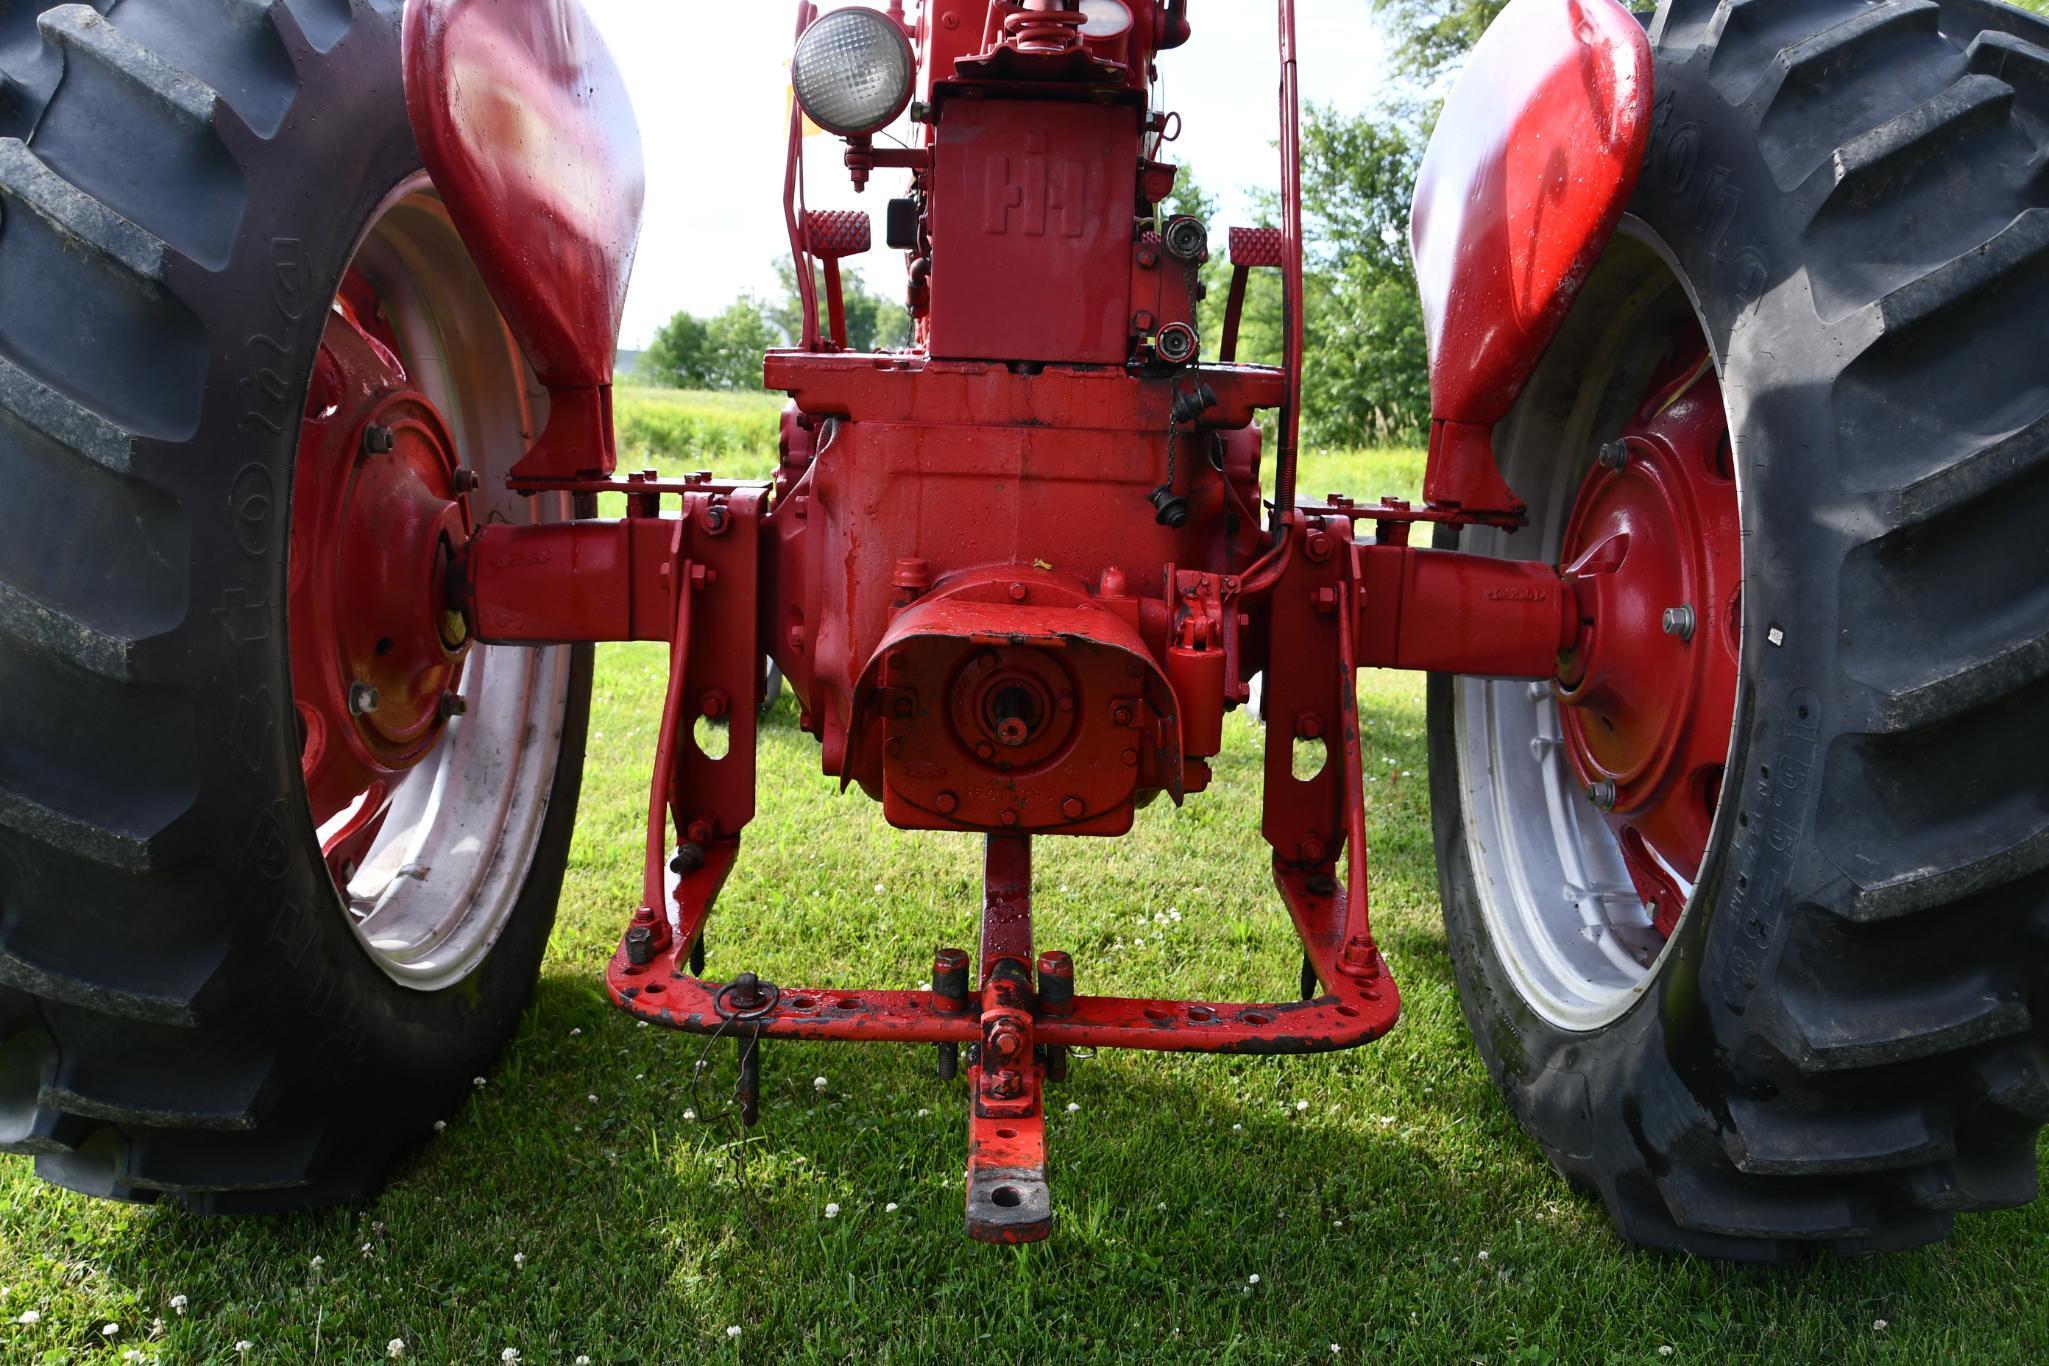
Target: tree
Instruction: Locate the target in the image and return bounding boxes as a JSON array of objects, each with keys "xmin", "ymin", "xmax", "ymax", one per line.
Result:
[
  {"xmin": 703, "ymin": 297, "xmax": 779, "ymax": 391},
  {"xmin": 641, "ymin": 310, "xmax": 715, "ymax": 389},
  {"xmin": 768, "ymin": 258, "xmax": 912, "ymax": 352}
]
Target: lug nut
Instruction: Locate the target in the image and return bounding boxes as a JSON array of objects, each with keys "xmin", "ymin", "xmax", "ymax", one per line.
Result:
[
  {"xmin": 362, "ymin": 424, "xmax": 396, "ymax": 455},
  {"xmin": 1597, "ymin": 440, "xmax": 1629, "ymax": 470},
  {"xmin": 1662, "ymin": 604, "xmax": 1696, "ymax": 642},
  {"xmin": 348, "ymin": 682, "xmax": 381, "ymax": 716},
  {"xmin": 1587, "ymin": 778, "xmax": 1618, "ymax": 811}
]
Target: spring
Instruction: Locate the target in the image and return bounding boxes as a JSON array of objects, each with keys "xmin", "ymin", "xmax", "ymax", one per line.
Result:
[{"xmin": 1004, "ymin": 6, "xmax": 1085, "ymax": 55}]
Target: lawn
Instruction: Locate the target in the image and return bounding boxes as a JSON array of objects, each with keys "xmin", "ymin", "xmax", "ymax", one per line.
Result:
[{"xmin": 3, "ymin": 390, "xmax": 2046, "ymax": 1363}]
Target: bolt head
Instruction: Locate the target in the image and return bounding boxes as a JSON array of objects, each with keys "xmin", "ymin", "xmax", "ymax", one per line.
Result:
[
  {"xmin": 1061, "ymin": 796, "xmax": 1085, "ymax": 820},
  {"xmin": 935, "ymin": 791, "xmax": 960, "ymax": 815},
  {"xmin": 1597, "ymin": 440, "xmax": 1630, "ymax": 470},
  {"xmin": 348, "ymin": 682, "xmax": 381, "ymax": 716},
  {"xmin": 1661, "ymin": 604, "xmax": 1696, "ymax": 641},
  {"xmin": 362, "ymin": 425, "xmax": 396, "ymax": 455},
  {"xmin": 438, "ymin": 693, "xmax": 468, "ymax": 720},
  {"xmin": 1587, "ymin": 779, "xmax": 1618, "ymax": 811}
]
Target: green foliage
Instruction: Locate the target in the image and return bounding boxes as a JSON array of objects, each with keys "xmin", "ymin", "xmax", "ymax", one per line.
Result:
[
  {"xmin": 612, "ymin": 386, "xmax": 783, "ymax": 477},
  {"xmin": 639, "ymin": 298, "xmax": 779, "ymax": 392},
  {"xmin": 639, "ymin": 310, "xmax": 712, "ymax": 389},
  {"xmin": 768, "ymin": 257, "xmax": 912, "ymax": 353}
]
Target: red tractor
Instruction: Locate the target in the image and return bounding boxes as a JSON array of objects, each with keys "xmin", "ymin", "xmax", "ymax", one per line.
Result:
[{"xmin": 0, "ymin": 0, "xmax": 2044, "ymax": 1257}]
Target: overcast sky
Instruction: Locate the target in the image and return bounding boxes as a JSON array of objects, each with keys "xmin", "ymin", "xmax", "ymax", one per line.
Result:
[{"xmin": 577, "ymin": 1, "xmax": 1391, "ymax": 347}]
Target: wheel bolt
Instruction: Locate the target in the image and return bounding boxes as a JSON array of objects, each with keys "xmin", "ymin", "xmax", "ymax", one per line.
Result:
[
  {"xmin": 1587, "ymin": 778, "xmax": 1617, "ymax": 811},
  {"xmin": 1662, "ymin": 604, "xmax": 1696, "ymax": 641},
  {"xmin": 348, "ymin": 682, "xmax": 381, "ymax": 716},
  {"xmin": 1597, "ymin": 440, "xmax": 1629, "ymax": 470},
  {"xmin": 362, "ymin": 424, "xmax": 396, "ymax": 455}
]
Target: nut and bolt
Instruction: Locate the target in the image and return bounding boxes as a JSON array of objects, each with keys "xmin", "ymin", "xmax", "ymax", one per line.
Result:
[
  {"xmin": 452, "ymin": 469, "xmax": 481, "ymax": 494},
  {"xmin": 700, "ymin": 688, "xmax": 730, "ymax": 720},
  {"xmin": 1597, "ymin": 440, "xmax": 1630, "ymax": 471},
  {"xmin": 1060, "ymin": 796, "xmax": 1085, "ymax": 820},
  {"xmin": 1662, "ymin": 604, "xmax": 1696, "ymax": 642},
  {"xmin": 362, "ymin": 424, "xmax": 396, "ymax": 455},
  {"xmin": 438, "ymin": 693, "xmax": 468, "ymax": 720},
  {"xmin": 1587, "ymin": 778, "xmax": 1618, "ymax": 811},
  {"xmin": 935, "ymin": 790, "xmax": 960, "ymax": 815},
  {"xmin": 624, "ymin": 924, "xmax": 655, "ymax": 966},
  {"xmin": 347, "ymin": 682, "xmax": 381, "ymax": 716},
  {"xmin": 1111, "ymin": 704, "xmax": 1134, "ymax": 727},
  {"xmin": 1296, "ymin": 713, "xmax": 1325, "ymax": 740},
  {"xmin": 670, "ymin": 842, "xmax": 706, "ymax": 875}
]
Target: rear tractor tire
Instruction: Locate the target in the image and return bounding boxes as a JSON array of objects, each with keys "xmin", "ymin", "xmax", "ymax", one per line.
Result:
[
  {"xmin": 0, "ymin": 2, "xmax": 588, "ymax": 1209},
  {"xmin": 1432, "ymin": 0, "xmax": 2049, "ymax": 1257}
]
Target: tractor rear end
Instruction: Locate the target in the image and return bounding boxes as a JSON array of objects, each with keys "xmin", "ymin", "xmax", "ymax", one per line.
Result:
[{"xmin": 4, "ymin": 0, "xmax": 2048, "ymax": 1260}]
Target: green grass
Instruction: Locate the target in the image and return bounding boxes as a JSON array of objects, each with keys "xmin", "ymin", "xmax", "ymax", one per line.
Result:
[{"xmin": 4, "ymin": 407, "xmax": 2047, "ymax": 1363}]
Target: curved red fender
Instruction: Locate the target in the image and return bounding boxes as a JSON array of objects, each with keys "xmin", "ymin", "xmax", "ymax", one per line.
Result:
[
  {"xmin": 403, "ymin": 0, "xmax": 645, "ymax": 477},
  {"xmin": 1409, "ymin": 0, "xmax": 1652, "ymax": 521}
]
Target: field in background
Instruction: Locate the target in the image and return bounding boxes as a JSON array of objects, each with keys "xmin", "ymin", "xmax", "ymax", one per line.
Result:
[{"xmin": 2, "ymin": 390, "xmax": 2045, "ymax": 1362}]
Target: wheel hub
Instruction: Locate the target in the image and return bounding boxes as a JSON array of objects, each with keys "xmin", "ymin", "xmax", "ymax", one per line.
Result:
[
  {"xmin": 1557, "ymin": 353, "xmax": 1740, "ymax": 936},
  {"xmin": 290, "ymin": 296, "xmax": 472, "ymax": 847}
]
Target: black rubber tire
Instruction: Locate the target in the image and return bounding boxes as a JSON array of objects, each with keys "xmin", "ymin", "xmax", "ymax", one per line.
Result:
[
  {"xmin": 0, "ymin": 1, "xmax": 589, "ymax": 1210},
  {"xmin": 1430, "ymin": 0, "xmax": 2049, "ymax": 1258}
]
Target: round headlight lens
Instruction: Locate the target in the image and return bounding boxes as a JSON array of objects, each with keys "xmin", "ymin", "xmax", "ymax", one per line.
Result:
[
  {"xmin": 1078, "ymin": 0, "xmax": 1134, "ymax": 39},
  {"xmin": 791, "ymin": 7, "xmax": 915, "ymax": 138}
]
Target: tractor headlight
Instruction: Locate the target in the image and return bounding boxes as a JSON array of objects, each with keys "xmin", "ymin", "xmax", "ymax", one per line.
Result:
[
  {"xmin": 1078, "ymin": 0, "xmax": 1134, "ymax": 38},
  {"xmin": 791, "ymin": 7, "xmax": 915, "ymax": 138}
]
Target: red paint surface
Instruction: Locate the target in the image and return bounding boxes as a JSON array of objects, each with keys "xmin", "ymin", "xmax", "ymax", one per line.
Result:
[
  {"xmin": 1410, "ymin": 0, "xmax": 1652, "ymax": 511},
  {"xmin": 404, "ymin": 0, "xmax": 643, "ymax": 476},
  {"xmin": 1559, "ymin": 350, "xmax": 1740, "ymax": 937},
  {"xmin": 291, "ymin": 301, "xmax": 470, "ymax": 865}
]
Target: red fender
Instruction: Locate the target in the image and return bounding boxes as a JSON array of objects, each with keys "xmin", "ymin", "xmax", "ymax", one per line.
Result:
[
  {"xmin": 402, "ymin": 0, "xmax": 645, "ymax": 478},
  {"xmin": 1409, "ymin": 0, "xmax": 1653, "ymax": 521}
]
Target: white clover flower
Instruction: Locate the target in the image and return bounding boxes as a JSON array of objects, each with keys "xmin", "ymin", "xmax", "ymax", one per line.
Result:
[
  {"xmin": 433, "ymin": 1120, "xmax": 447, "ymax": 1133},
  {"xmin": 310, "ymin": 1255, "xmax": 325, "ymax": 1271},
  {"xmin": 472, "ymin": 1076, "xmax": 487, "ymax": 1089},
  {"xmin": 885, "ymin": 1202, "xmax": 899, "ymax": 1213},
  {"xmin": 917, "ymin": 1108, "xmax": 930, "ymax": 1118},
  {"xmin": 362, "ymin": 1242, "xmax": 374, "ymax": 1258},
  {"xmin": 513, "ymin": 1252, "xmax": 526, "ymax": 1269},
  {"xmin": 169, "ymin": 1295, "xmax": 188, "ymax": 1315},
  {"xmin": 1476, "ymin": 1249, "xmax": 1490, "ymax": 1262},
  {"xmin": 121, "ymin": 1350, "xmax": 141, "ymax": 1363},
  {"xmin": 1232, "ymin": 1123, "xmax": 1243, "ymax": 1132},
  {"xmin": 1333, "ymin": 1220, "xmax": 1344, "ymax": 1228},
  {"xmin": 576, "ymin": 1358, "xmax": 592, "ymax": 1365},
  {"xmin": 570, "ymin": 1027, "xmax": 582, "ymax": 1037},
  {"xmin": 102, "ymin": 1323, "xmax": 120, "ymax": 1337},
  {"xmin": 637, "ymin": 1021, "xmax": 650, "ymax": 1029},
  {"xmin": 1295, "ymin": 1100, "xmax": 1309, "ymax": 1112},
  {"xmin": 387, "ymin": 1340, "xmax": 407, "ymax": 1359},
  {"xmin": 682, "ymin": 1108, "xmax": 697, "ymax": 1121},
  {"xmin": 824, "ymin": 1203, "xmax": 841, "ymax": 1218},
  {"xmin": 1066, "ymin": 1101, "xmax": 1080, "ymax": 1113},
  {"xmin": 587, "ymin": 1094, "xmax": 599, "ymax": 1104},
  {"xmin": 502, "ymin": 1350, "xmax": 521, "ymax": 1363},
  {"xmin": 727, "ymin": 1325, "xmax": 742, "ymax": 1339},
  {"xmin": 1658, "ymin": 1349, "xmax": 1673, "ymax": 1359},
  {"xmin": 235, "ymin": 1341, "xmax": 253, "ymax": 1354},
  {"xmin": 1157, "ymin": 1202, "xmax": 1167, "ymax": 1212},
  {"xmin": 873, "ymin": 883, "xmax": 885, "ymax": 894},
  {"xmin": 1248, "ymin": 1274, "xmax": 1260, "ymax": 1285},
  {"xmin": 1874, "ymin": 1320, "xmax": 1889, "ymax": 1332},
  {"xmin": 16, "ymin": 1310, "xmax": 39, "ymax": 1325},
  {"xmin": 813, "ymin": 1076, "xmax": 828, "ymax": 1091}
]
